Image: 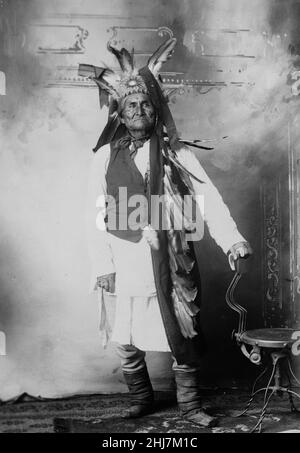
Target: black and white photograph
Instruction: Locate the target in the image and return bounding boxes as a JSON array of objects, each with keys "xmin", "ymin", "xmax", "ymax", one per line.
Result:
[{"xmin": 0, "ymin": 0, "xmax": 300, "ymax": 439}]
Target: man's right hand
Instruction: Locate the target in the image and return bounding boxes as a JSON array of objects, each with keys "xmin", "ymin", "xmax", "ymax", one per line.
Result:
[{"xmin": 94, "ymin": 273, "xmax": 116, "ymax": 293}]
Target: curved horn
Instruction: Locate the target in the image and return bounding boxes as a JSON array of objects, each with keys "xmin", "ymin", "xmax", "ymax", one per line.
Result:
[{"xmin": 147, "ymin": 38, "xmax": 177, "ymax": 78}]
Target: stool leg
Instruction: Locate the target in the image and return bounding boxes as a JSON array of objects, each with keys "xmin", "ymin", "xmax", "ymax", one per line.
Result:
[
  {"xmin": 287, "ymin": 358, "xmax": 300, "ymax": 387},
  {"xmin": 286, "ymin": 389, "xmax": 300, "ymax": 413},
  {"xmin": 250, "ymin": 354, "xmax": 279, "ymax": 433},
  {"xmin": 250, "ymin": 388, "xmax": 276, "ymax": 433},
  {"xmin": 288, "ymin": 390, "xmax": 298, "ymax": 413},
  {"xmin": 282, "ymin": 358, "xmax": 300, "ymax": 413},
  {"xmin": 232, "ymin": 366, "xmax": 269, "ymax": 418},
  {"xmin": 263, "ymin": 354, "xmax": 279, "ymax": 403},
  {"xmin": 234, "ymin": 345, "xmax": 300, "ymax": 432}
]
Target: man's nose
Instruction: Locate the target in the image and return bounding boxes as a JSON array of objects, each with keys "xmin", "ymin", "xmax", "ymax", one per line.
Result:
[{"xmin": 135, "ymin": 103, "xmax": 143, "ymax": 115}]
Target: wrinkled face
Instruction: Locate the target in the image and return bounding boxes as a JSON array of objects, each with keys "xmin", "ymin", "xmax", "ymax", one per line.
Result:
[{"xmin": 119, "ymin": 93, "xmax": 156, "ymax": 135}]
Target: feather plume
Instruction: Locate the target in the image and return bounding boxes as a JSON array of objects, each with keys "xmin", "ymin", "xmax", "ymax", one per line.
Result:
[
  {"xmin": 92, "ymin": 110, "xmax": 122, "ymax": 151},
  {"xmin": 169, "ymin": 249, "xmax": 195, "ymax": 274},
  {"xmin": 173, "ymin": 278, "xmax": 198, "ymax": 303},
  {"xmin": 147, "ymin": 38, "xmax": 177, "ymax": 78},
  {"xmin": 172, "ymin": 290, "xmax": 198, "ymax": 338},
  {"xmin": 163, "ymin": 150, "xmax": 201, "ymax": 339},
  {"xmin": 92, "ymin": 68, "xmax": 121, "ymax": 98},
  {"xmin": 167, "ymin": 152, "xmax": 204, "ymax": 186},
  {"xmin": 107, "ymin": 44, "xmax": 134, "ymax": 72},
  {"xmin": 169, "ymin": 247, "xmax": 194, "ymax": 274}
]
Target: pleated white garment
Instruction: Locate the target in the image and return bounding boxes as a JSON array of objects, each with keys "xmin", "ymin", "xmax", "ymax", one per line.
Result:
[{"xmin": 108, "ymin": 233, "xmax": 170, "ymax": 351}]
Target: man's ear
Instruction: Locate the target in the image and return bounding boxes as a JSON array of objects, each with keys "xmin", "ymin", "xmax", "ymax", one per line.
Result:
[{"xmin": 117, "ymin": 104, "xmax": 125, "ymax": 124}]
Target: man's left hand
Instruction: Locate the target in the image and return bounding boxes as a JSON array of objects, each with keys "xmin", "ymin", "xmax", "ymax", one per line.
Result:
[{"xmin": 228, "ymin": 241, "xmax": 253, "ymax": 270}]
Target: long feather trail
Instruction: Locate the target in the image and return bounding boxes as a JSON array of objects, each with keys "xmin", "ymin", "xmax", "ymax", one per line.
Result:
[
  {"xmin": 147, "ymin": 38, "xmax": 177, "ymax": 78},
  {"xmin": 163, "ymin": 151, "xmax": 201, "ymax": 339}
]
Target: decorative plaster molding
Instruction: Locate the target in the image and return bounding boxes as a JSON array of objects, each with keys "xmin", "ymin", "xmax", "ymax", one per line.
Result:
[
  {"xmin": 107, "ymin": 25, "xmax": 174, "ymax": 55},
  {"xmin": 0, "ymin": 71, "xmax": 5, "ymax": 95},
  {"xmin": 29, "ymin": 24, "xmax": 89, "ymax": 54},
  {"xmin": 30, "ymin": 23, "xmax": 254, "ymax": 92},
  {"xmin": 291, "ymin": 70, "xmax": 300, "ymax": 96},
  {"xmin": 46, "ymin": 65, "xmax": 252, "ymax": 93},
  {"xmin": 47, "ymin": 13, "xmax": 148, "ymax": 20},
  {"xmin": 189, "ymin": 29, "xmax": 256, "ymax": 59}
]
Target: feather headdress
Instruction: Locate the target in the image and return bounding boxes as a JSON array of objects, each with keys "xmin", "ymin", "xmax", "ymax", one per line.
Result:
[{"xmin": 79, "ymin": 38, "xmax": 177, "ymax": 104}]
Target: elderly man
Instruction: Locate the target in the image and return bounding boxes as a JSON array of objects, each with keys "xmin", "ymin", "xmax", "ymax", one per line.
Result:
[{"xmin": 83, "ymin": 38, "xmax": 252, "ymax": 428}]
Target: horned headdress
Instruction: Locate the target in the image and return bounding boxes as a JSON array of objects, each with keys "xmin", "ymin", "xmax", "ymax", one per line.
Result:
[{"xmin": 79, "ymin": 38, "xmax": 179, "ymax": 151}]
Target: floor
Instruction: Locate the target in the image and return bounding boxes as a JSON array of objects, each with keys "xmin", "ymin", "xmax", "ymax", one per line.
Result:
[{"xmin": 0, "ymin": 389, "xmax": 300, "ymax": 433}]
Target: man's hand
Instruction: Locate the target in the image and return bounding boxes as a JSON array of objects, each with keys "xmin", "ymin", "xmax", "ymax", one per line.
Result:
[
  {"xmin": 94, "ymin": 273, "xmax": 116, "ymax": 293},
  {"xmin": 228, "ymin": 241, "xmax": 253, "ymax": 270}
]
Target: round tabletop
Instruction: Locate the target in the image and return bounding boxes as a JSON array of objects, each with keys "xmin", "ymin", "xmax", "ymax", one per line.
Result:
[{"xmin": 239, "ymin": 328, "xmax": 297, "ymax": 348}]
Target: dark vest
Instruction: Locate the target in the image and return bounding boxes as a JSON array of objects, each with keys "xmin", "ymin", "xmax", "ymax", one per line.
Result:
[
  {"xmin": 105, "ymin": 134, "xmax": 206, "ymax": 365},
  {"xmin": 105, "ymin": 143, "xmax": 148, "ymax": 242}
]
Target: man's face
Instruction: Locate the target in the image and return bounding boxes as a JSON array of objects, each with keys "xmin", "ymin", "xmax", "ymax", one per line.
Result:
[{"xmin": 119, "ymin": 93, "xmax": 156, "ymax": 135}]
